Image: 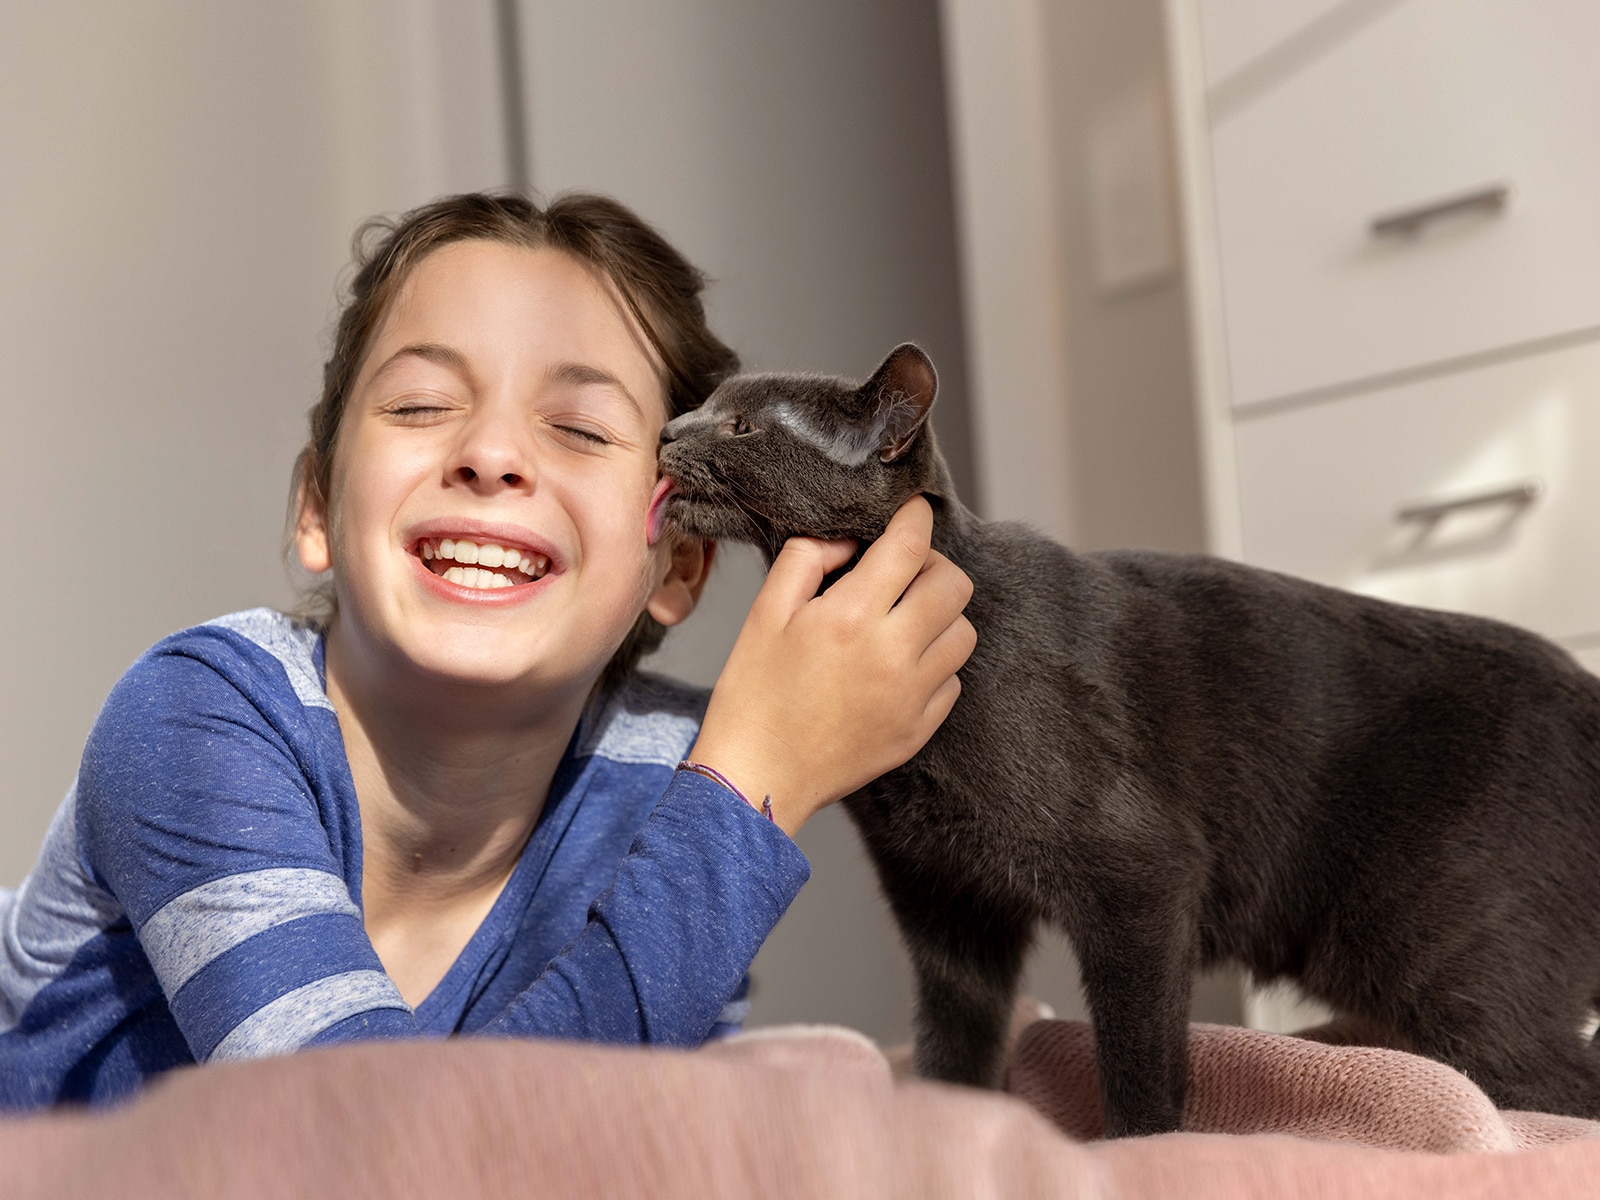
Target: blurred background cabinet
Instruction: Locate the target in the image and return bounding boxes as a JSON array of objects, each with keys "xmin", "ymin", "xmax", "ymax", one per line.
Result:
[
  {"xmin": 1167, "ymin": 0, "xmax": 1600, "ymax": 1027},
  {"xmin": 1169, "ymin": 0, "xmax": 1600, "ymax": 676}
]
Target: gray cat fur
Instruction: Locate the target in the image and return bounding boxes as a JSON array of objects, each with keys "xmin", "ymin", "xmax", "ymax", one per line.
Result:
[{"xmin": 657, "ymin": 343, "xmax": 1600, "ymax": 1138}]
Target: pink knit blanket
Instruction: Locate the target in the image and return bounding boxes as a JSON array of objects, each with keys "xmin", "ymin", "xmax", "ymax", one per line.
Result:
[
  {"xmin": 1006, "ymin": 1018, "xmax": 1600, "ymax": 1152},
  {"xmin": 2, "ymin": 1020, "xmax": 1598, "ymax": 1198}
]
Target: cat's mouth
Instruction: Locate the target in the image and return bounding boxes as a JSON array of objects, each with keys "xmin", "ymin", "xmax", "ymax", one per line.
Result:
[
  {"xmin": 651, "ymin": 473, "xmax": 784, "ymax": 559},
  {"xmin": 650, "ymin": 474, "xmax": 724, "ymax": 541}
]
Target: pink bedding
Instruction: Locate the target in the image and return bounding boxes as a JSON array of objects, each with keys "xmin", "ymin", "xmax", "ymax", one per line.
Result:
[
  {"xmin": 2, "ymin": 1019, "xmax": 1597, "ymax": 1198},
  {"xmin": 1009, "ymin": 1018, "xmax": 1600, "ymax": 1152}
]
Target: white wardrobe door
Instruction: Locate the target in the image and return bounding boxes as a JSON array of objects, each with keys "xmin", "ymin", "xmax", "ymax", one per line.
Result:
[
  {"xmin": 1233, "ymin": 336, "xmax": 1600, "ymax": 644},
  {"xmin": 1208, "ymin": 0, "xmax": 1600, "ymax": 408}
]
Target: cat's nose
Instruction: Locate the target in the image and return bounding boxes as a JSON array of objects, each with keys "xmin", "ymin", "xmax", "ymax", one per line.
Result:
[{"xmin": 658, "ymin": 423, "xmax": 678, "ymax": 446}]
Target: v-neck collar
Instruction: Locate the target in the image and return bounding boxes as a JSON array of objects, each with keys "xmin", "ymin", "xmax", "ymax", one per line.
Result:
[
  {"xmin": 317, "ymin": 634, "xmax": 601, "ymax": 1034},
  {"xmin": 409, "ymin": 723, "xmax": 595, "ymax": 1032}
]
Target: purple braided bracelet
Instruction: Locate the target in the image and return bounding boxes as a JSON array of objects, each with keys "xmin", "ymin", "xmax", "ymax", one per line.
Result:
[{"xmin": 677, "ymin": 760, "xmax": 775, "ymax": 822}]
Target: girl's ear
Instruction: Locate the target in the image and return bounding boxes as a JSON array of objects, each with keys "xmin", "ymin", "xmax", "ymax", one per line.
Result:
[
  {"xmin": 294, "ymin": 479, "xmax": 333, "ymax": 574},
  {"xmin": 646, "ymin": 537, "xmax": 717, "ymax": 627}
]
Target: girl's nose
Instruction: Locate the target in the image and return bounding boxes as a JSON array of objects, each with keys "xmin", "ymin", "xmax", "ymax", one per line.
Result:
[
  {"xmin": 451, "ymin": 411, "xmax": 533, "ymax": 491},
  {"xmin": 453, "ymin": 463, "xmax": 524, "ymax": 487}
]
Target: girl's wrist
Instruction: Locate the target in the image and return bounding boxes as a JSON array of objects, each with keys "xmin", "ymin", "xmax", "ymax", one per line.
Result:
[
  {"xmin": 681, "ymin": 732, "xmax": 810, "ymax": 837},
  {"xmin": 677, "ymin": 759, "xmax": 774, "ymax": 823}
]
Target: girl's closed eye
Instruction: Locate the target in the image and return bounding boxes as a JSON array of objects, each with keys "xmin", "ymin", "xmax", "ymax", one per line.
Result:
[
  {"xmin": 382, "ymin": 397, "xmax": 457, "ymax": 423},
  {"xmin": 552, "ymin": 422, "xmax": 614, "ymax": 446},
  {"xmin": 542, "ymin": 411, "xmax": 631, "ymax": 449}
]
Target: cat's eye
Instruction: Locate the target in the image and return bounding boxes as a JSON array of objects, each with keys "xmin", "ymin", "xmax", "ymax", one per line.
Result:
[{"xmin": 720, "ymin": 414, "xmax": 756, "ymax": 438}]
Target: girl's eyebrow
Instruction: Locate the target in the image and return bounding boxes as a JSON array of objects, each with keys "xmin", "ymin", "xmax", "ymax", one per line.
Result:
[
  {"xmin": 370, "ymin": 341, "xmax": 472, "ymax": 383},
  {"xmin": 548, "ymin": 360, "xmax": 642, "ymax": 418}
]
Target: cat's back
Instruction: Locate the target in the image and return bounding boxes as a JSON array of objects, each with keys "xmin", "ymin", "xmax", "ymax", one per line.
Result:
[
  {"xmin": 943, "ymin": 522, "xmax": 1600, "ymax": 803},
  {"xmin": 942, "ymin": 519, "xmax": 1458, "ymax": 680},
  {"xmin": 1086, "ymin": 545, "xmax": 1591, "ymax": 682},
  {"xmin": 1081, "ymin": 550, "xmax": 1600, "ymax": 880}
]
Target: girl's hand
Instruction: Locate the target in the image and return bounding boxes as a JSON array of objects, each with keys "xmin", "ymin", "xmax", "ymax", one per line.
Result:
[{"xmin": 687, "ymin": 495, "xmax": 976, "ymax": 836}]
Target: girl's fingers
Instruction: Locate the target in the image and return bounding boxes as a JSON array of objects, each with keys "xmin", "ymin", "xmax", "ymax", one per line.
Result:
[
  {"xmin": 754, "ymin": 536, "xmax": 857, "ymax": 622},
  {"xmin": 891, "ymin": 550, "xmax": 975, "ymax": 647},
  {"xmin": 918, "ymin": 613, "xmax": 978, "ymax": 681},
  {"xmin": 697, "ymin": 494, "xmax": 974, "ymax": 833},
  {"xmin": 830, "ymin": 496, "xmax": 935, "ymax": 616},
  {"xmin": 920, "ymin": 672, "xmax": 963, "ymax": 730}
]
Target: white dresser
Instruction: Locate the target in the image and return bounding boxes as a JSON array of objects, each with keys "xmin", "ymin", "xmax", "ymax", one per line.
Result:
[
  {"xmin": 1167, "ymin": 0, "xmax": 1600, "ymax": 676},
  {"xmin": 1165, "ymin": 0, "xmax": 1600, "ymax": 1026}
]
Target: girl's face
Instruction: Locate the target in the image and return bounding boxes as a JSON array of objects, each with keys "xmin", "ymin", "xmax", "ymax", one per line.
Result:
[{"xmin": 297, "ymin": 239, "xmax": 704, "ymax": 703}]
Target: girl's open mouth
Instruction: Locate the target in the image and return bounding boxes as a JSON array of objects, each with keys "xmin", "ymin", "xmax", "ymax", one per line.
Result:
[{"xmin": 415, "ymin": 537, "xmax": 551, "ymax": 591}]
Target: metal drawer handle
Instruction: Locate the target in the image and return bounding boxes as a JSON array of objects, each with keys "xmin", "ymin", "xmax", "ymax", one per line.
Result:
[
  {"xmin": 1395, "ymin": 480, "xmax": 1542, "ymax": 526},
  {"xmin": 1370, "ymin": 184, "xmax": 1510, "ymax": 239}
]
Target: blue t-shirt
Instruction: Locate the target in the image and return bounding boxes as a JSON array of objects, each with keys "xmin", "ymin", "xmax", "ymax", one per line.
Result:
[{"xmin": 0, "ymin": 610, "xmax": 810, "ymax": 1111}]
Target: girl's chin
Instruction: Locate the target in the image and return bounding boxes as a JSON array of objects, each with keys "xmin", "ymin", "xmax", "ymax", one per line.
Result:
[
  {"xmin": 391, "ymin": 619, "xmax": 619, "ymax": 699},
  {"xmin": 392, "ymin": 657, "xmax": 573, "ymax": 706}
]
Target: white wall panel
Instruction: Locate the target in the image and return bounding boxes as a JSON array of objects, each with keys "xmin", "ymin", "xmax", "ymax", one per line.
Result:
[{"xmin": 0, "ymin": 0, "xmax": 506, "ymax": 886}]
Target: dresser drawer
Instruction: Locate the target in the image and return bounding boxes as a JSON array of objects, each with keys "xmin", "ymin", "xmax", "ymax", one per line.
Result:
[
  {"xmin": 1207, "ymin": 0, "xmax": 1600, "ymax": 408},
  {"xmin": 1233, "ymin": 336, "xmax": 1600, "ymax": 644}
]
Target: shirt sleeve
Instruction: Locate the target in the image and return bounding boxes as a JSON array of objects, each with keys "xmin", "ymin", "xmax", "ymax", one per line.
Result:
[
  {"xmin": 78, "ymin": 642, "xmax": 810, "ymax": 1063},
  {"xmin": 77, "ymin": 646, "xmax": 418, "ymax": 1063},
  {"xmin": 479, "ymin": 769, "xmax": 809, "ymax": 1047}
]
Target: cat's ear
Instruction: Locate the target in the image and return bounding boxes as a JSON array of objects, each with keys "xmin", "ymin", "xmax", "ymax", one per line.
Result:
[{"xmin": 860, "ymin": 343, "xmax": 937, "ymax": 463}]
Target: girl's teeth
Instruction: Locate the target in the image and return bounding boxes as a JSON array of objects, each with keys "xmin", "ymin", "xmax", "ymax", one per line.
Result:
[
  {"xmin": 425, "ymin": 539, "xmax": 549, "ymax": 583},
  {"xmin": 439, "ymin": 563, "xmax": 522, "ymax": 590}
]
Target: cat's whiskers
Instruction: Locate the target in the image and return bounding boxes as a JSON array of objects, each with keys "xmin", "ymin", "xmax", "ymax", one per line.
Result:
[
  {"xmin": 660, "ymin": 461, "xmax": 780, "ymax": 559},
  {"xmin": 716, "ymin": 470, "xmax": 789, "ymax": 559}
]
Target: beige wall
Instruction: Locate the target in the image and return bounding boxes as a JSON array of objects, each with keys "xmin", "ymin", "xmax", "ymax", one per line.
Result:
[{"xmin": 0, "ymin": 0, "xmax": 506, "ymax": 885}]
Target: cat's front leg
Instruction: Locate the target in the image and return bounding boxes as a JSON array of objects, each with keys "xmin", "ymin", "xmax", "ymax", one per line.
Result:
[
  {"xmin": 1071, "ymin": 880, "xmax": 1196, "ymax": 1137},
  {"xmin": 892, "ymin": 889, "xmax": 1033, "ymax": 1088}
]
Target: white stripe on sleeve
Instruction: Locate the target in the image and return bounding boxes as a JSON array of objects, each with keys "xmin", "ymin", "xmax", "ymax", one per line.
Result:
[
  {"xmin": 208, "ymin": 969, "xmax": 410, "ymax": 1061},
  {"xmin": 139, "ymin": 867, "xmax": 359, "ymax": 997}
]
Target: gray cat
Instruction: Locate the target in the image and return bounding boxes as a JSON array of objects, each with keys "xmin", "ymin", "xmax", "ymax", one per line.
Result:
[{"xmin": 656, "ymin": 342, "xmax": 1600, "ymax": 1137}]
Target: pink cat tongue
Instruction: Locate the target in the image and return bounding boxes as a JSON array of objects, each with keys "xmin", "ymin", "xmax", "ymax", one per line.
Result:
[{"xmin": 646, "ymin": 476, "xmax": 677, "ymax": 546}]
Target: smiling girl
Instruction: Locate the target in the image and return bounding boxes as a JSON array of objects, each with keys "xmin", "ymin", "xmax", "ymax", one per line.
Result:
[{"xmin": 0, "ymin": 193, "xmax": 975, "ymax": 1108}]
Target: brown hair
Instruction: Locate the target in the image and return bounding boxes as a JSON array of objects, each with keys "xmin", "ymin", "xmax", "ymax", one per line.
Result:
[{"xmin": 291, "ymin": 191, "xmax": 739, "ymax": 686}]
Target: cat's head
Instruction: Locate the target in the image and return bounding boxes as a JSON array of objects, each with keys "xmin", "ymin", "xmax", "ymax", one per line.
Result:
[{"xmin": 653, "ymin": 343, "xmax": 951, "ymax": 560}]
